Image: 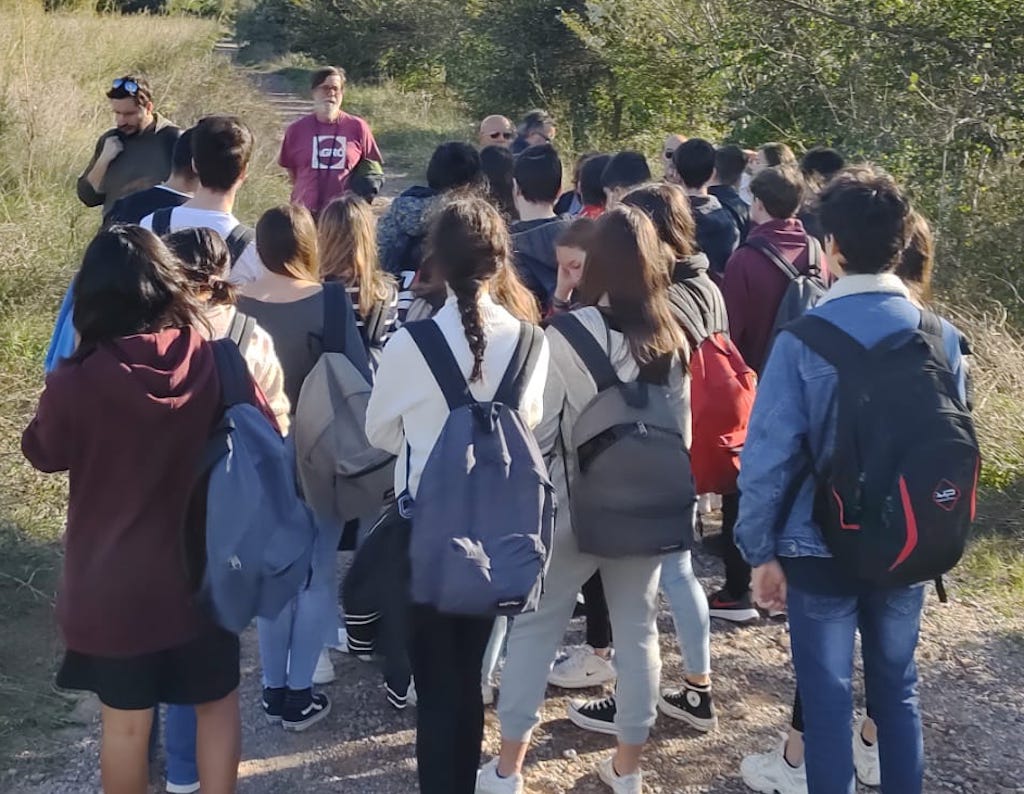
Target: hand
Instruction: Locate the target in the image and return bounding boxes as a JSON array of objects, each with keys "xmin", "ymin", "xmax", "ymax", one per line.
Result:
[
  {"xmin": 752, "ymin": 560, "xmax": 787, "ymax": 613},
  {"xmin": 100, "ymin": 136, "xmax": 124, "ymax": 163},
  {"xmin": 554, "ymin": 249, "xmax": 585, "ymax": 303}
]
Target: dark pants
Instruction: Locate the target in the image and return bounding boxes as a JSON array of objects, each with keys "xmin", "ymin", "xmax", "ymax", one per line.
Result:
[
  {"xmin": 582, "ymin": 573, "xmax": 612, "ymax": 648},
  {"xmin": 409, "ymin": 604, "xmax": 493, "ymax": 794},
  {"xmin": 720, "ymin": 492, "xmax": 750, "ymax": 598}
]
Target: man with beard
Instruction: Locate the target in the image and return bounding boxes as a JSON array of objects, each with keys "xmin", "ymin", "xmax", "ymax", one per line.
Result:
[
  {"xmin": 278, "ymin": 66, "xmax": 383, "ymax": 218},
  {"xmin": 77, "ymin": 75, "xmax": 181, "ymax": 215}
]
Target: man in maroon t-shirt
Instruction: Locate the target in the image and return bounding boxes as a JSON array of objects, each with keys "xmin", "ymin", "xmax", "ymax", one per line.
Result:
[{"xmin": 279, "ymin": 66, "xmax": 383, "ymax": 216}]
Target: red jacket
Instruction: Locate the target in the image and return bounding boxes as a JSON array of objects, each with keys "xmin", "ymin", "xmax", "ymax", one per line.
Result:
[
  {"xmin": 23, "ymin": 328, "xmax": 221, "ymax": 657},
  {"xmin": 722, "ymin": 218, "xmax": 830, "ymax": 373}
]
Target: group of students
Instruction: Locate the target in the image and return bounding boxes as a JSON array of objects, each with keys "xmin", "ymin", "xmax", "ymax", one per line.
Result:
[{"xmin": 26, "ymin": 65, "xmax": 978, "ymax": 794}]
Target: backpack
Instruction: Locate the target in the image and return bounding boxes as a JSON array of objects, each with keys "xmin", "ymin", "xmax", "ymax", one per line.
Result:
[
  {"xmin": 190, "ymin": 340, "xmax": 318, "ymax": 633},
  {"xmin": 294, "ymin": 283, "xmax": 395, "ymax": 524},
  {"xmin": 151, "ymin": 207, "xmax": 255, "ymax": 267},
  {"xmin": 746, "ymin": 235, "xmax": 826, "ymax": 371},
  {"xmin": 668, "ymin": 280, "xmax": 757, "ymax": 495},
  {"xmin": 404, "ymin": 319, "xmax": 554, "ymax": 617},
  {"xmin": 787, "ymin": 312, "xmax": 980, "ymax": 590},
  {"xmin": 44, "ymin": 280, "xmax": 76, "ymax": 374},
  {"xmin": 551, "ymin": 313, "xmax": 696, "ymax": 558}
]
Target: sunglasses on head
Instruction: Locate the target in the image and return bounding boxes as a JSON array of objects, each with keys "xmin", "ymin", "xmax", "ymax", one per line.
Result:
[
  {"xmin": 489, "ymin": 131, "xmax": 515, "ymax": 140},
  {"xmin": 112, "ymin": 78, "xmax": 140, "ymax": 96}
]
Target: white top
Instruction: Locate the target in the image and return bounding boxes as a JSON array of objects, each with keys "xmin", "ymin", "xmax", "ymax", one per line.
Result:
[
  {"xmin": 365, "ymin": 292, "xmax": 549, "ymax": 498},
  {"xmin": 201, "ymin": 304, "xmax": 291, "ymax": 434},
  {"xmin": 140, "ymin": 206, "xmax": 265, "ymax": 285}
]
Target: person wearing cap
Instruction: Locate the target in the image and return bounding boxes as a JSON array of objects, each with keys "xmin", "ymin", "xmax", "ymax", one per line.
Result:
[
  {"xmin": 77, "ymin": 75, "xmax": 181, "ymax": 215},
  {"xmin": 478, "ymin": 115, "xmax": 515, "ymax": 148},
  {"xmin": 279, "ymin": 65, "xmax": 383, "ymax": 218}
]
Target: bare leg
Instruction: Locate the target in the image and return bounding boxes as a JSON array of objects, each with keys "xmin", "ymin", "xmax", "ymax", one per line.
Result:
[
  {"xmin": 497, "ymin": 737, "xmax": 530, "ymax": 778},
  {"xmin": 785, "ymin": 728, "xmax": 805, "ymax": 766},
  {"xmin": 194, "ymin": 689, "xmax": 241, "ymax": 794},
  {"xmin": 99, "ymin": 705, "xmax": 153, "ymax": 794},
  {"xmin": 612, "ymin": 742, "xmax": 644, "ymax": 776},
  {"xmin": 862, "ymin": 716, "xmax": 878, "ymax": 744}
]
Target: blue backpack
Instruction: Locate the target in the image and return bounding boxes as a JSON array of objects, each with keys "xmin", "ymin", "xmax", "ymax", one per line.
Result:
[
  {"xmin": 190, "ymin": 340, "xmax": 318, "ymax": 633},
  {"xmin": 404, "ymin": 320, "xmax": 554, "ymax": 617},
  {"xmin": 45, "ymin": 281, "xmax": 76, "ymax": 374}
]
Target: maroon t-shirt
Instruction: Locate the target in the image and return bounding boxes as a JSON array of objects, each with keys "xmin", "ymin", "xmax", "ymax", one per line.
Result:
[
  {"xmin": 22, "ymin": 328, "xmax": 221, "ymax": 658},
  {"xmin": 279, "ymin": 112, "xmax": 383, "ymax": 214}
]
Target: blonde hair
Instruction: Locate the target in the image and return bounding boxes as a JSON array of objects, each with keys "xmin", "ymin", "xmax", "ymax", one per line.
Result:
[
  {"xmin": 256, "ymin": 204, "xmax": 320, "ymax": 282},
  {"xmin": 318, "ymin": 195, "xmax": 393, "ymax": 316}
]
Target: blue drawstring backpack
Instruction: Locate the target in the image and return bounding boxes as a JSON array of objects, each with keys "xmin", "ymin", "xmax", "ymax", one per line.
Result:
[{"xmin": 45, "ymin": 281, "xmax": 76, "ymax": 374}]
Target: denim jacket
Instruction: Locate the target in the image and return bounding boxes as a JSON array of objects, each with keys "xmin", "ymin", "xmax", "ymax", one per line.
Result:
[{"xmin": 734, "ymin": 274, "xmax": 967, "ymax": 567}]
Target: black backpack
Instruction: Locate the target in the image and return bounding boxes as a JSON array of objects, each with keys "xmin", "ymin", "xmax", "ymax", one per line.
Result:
[
  {"xmin": 151, "ymin": 207, "xmax": 255, "ymax": 267},
  {"xmin": 787, "ymin": 312, "xmax": 980, "ymax": 591},
  {"xmin": 746, "ymin": 235, "xmax": 826, "ymax": 372}
]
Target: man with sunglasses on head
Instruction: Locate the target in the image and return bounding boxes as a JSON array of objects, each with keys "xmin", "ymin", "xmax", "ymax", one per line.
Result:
[
  {"xmin": 478, "ymin": 115, "xmax": 515, "ymax": 148},
  {"xmin": 77, "ymin": 75, "xmax": 181, "ymax": 215}
]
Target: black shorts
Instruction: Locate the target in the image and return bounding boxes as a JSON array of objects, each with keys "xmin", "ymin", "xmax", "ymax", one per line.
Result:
[{"xmin": 57, "ymin": 628, "xmax": 240, "ymax": 711}]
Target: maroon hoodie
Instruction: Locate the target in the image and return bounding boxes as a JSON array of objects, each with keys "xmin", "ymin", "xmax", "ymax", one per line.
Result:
[
  {"xmin": 23, "ymin": 328, "xmax": 221, "ymax": 657},
  {"xmin": 721, "ymin": 217, "xmax": 830, "ymax": 373}
]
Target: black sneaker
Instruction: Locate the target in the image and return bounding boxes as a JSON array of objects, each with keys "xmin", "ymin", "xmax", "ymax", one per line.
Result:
[
  {"xmin": 567, "ymin": 695, "xmax": 618, "ymax": 736},
  {"xmin": 282, "ymin": 688, "xmax": 332, "ymax": 732},
  {"xmin": 707, "ymin": 589, "xmax": 761, "ymax": 623},
  {"xmin": 262, "ymin": 686, "xmax": 285, "ymax": 725},
  {"xmin": 658, "ymin": 683, "xmax": 718, "ymax": 732}
]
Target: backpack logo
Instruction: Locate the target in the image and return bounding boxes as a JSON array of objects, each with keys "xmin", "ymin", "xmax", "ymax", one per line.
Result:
[{"xmin": 932, "ymin": 480, "xmax": 961, "ymax": 512}]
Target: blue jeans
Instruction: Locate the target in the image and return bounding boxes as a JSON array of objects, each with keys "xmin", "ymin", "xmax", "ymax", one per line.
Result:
[
  {"xmin": 258, "ymin": 518, "xmax": 342, "ymax": 689},
  {"xmin": 787, "ymin": 582, "xmax": 925, "ymax": 794},
  {"xmin": 165, "ymin": 705, "xmax": 198, "ymax": 788},
  {"xmin": 659, "ymin": 550, "xmax": 710, "ymax": 676}
]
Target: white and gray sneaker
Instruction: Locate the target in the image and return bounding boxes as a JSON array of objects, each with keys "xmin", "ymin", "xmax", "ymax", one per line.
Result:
[
  {"xmin": 547, "ymin": 645, "xmax": 616, "ymax": 688},
  {"xmin": 312, "ymin": 648, "xmax": 336, "ymax": 685},
  {"xmin": 597, "ymin": 755, "xmax": 643, "ymax": 794},
  {"xmin": 740, "ymin": 737, "xmax": 808, "ymax": 794},
  {"xmin": 853, "ymin": 716, "xmax": 881, "ymax": 786},
  {"xmin": 475, "ymin": 757, "xmax": 524, "ymax": 794}
]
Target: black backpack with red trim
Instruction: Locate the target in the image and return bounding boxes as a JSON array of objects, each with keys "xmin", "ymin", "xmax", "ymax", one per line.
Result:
[{"xmin": 787, "ymin": 311, "xmax": 979, "ymax": 590}]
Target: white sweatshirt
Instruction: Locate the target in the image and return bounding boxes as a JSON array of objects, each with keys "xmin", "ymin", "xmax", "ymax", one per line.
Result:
[
  {"xmin": 366, "ymin": 292, "xmax": 549, "ymax": 498},
  {"xmin": 201, "ymin": 304, "xmax": 291, "ymax": 434}
]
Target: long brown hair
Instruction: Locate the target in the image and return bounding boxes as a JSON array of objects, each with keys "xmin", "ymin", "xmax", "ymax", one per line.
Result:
[
  {"xmin": 621, "ymin": 183, "xmax": 697, "ymax": 260},
  {"xmin": 576, "ymin": 205, "xmax": 685, "ymax": 368},
  {"xmin": 256, "ymin": 204, "xmax": 319, "ymax": 282},
  {"xmin": 318, "ymin": 194, "xmax": 394, "ymax": 316},
  {"xmin": 426, "ymin": 195, "xmax": 517, "ymax": 381},
  {"xmin": 896, "ymin": 209, "xmax": 935, "ymax": 302}
]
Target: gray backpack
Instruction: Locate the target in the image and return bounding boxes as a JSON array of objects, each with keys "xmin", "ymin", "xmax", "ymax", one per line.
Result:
[
  {"xmin": 551, "ymin": 314, "xmax": 695, "ymax": 558},
  {"xmin": 294, "ymin": 284, "xmax": 395, "ymax": 524},
  {"xmin": 404, "ymin": 320, "xmax": 554, "ymax": 617}
]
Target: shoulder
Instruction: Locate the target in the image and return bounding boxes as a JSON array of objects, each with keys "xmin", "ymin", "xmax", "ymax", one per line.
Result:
[
  {"xmin": 285, "ymin": 115, "xmax": 314, "ymax": 133},
  {"xmin": 344, "ymin": 113, "xmax": 371, "ymax": 132}
]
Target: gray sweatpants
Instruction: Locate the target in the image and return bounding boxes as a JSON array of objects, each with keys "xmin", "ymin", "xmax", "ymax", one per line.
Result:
[{"xmin": 497, "ymin": 524, "xmax": 663, "ymax": 745}]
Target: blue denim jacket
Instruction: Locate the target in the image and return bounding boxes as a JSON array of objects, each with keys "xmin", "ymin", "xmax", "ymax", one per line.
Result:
[{"xmin": 734, "ymin": 275, "xmax": 967, "ymax": 567}]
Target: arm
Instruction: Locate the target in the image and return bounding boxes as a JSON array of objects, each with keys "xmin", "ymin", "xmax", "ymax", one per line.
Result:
[
  {"xmin": 21, "ymin": 376, "xmax": 72, "ymax": 473},
  {"xmin": 365, "ymin": 329, "xmax": 413, "ymax": 455},
  {"xmin": 363, "ymin": 123, "xmax": 383, "ymax": 165},
  {"xmin": 733, "ymin": 332, "xmax": 810, "ymax": 567},
  {"xmin": 534, "ymin": 328, "xmax": 569, "ymax": 457},
  {"xmin": 277, "ymin": 127, "xmax": 297, "ymax": 185},
  {"xmin": 721, "ymin": 254, "xmax": 752, "ymax": 361},
  {"xmin": 77, "ymin": 135, "xmax": 122, "ymax": 207},
  {"xmin": 520, "ymin": 337, "xmax": 550, "ymax": 431}
]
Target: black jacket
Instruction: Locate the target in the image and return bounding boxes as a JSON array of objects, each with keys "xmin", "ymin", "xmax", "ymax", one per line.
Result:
[
  {"xmin": 689, "ymin": 195, "xmax": 741, "ymax": 278},
  {"xmin": 511, "ymin": 215, "xmax": 573, "ymax": 312},
  {"xmin": 709, "ymin": 185, "xmax": 750, "ymax": 243},
  {"xmin": 103, "ymin": 184, "xmax": 189, "ymax": 228}
]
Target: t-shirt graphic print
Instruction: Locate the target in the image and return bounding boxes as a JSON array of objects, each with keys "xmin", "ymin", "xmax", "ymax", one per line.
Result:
[{"xmin": 312, "ymin": 135, "xmax": 348, "ymax": 170}]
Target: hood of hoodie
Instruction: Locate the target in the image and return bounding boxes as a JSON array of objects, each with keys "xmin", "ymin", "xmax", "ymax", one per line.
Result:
[
  {"xmin": 511, "ymin": 216, "xmax": 572, "ymax": 284},
  {"xmin": 86, "ymin": 327, "xmax": 217, "ymax": 415},
  {"xmin": 390, "ymin": 186, "xmax": 438, "ymax": 236}
]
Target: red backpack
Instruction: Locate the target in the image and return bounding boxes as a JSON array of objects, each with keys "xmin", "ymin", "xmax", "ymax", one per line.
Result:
[{"xmin": 668, "ymin": 278, "xmax": 757, "ymax": 495}]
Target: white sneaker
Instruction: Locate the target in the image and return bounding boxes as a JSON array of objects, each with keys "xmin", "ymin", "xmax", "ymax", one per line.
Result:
[
  {"xmin": 329, "ymin": 627, "xmax": 350, "ymax": 652},
  {"xmin": 597, "ymin": 756, "xmax": 643, "ymax": 794},
  {"xmin": 312, "ymin": 648, "xmax": 335, "ymax": 685},
  {"xmin": 482, "ymin": 681, "xmax": 496, "ymax": 706},
  {"xmin": 407, "ymin": 680, "xmax": 417, "ymax": 707},
  {"xmin": 547, "ymin": 645, "xmax": 616, "ymax": 688},
  {"xmin": 853, "ymin": 716, "xmax": 881, "ymax": 786},
  {"xmin": 740, "ymin": 737, "xmax": 808, "ymax": 794},
  {"xmin": 475, "ymin": 757, "xmax": 523, "ymax": 793}
]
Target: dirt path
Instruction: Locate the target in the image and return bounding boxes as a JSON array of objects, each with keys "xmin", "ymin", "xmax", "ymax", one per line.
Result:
[{"xmin": 6, "ymin": 533, "xmax": 1024, "ymax": 794}]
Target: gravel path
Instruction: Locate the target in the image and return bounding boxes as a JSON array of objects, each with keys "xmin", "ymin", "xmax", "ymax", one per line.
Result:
[{"xmin": 5, "ymin": 537, "xmax": 1024, "ymax": 794}]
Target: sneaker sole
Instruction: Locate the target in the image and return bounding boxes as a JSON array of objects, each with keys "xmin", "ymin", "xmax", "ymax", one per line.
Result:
[
  {"xmin": 166, "ymin": 783, "xmax": 201, "ymax": 794},
  {"xmin": 547, "ymin": 669, "xmax": 617, "ymax": 689},
  {"xmin": 282, "ymin": 700, "xmax": 332, "ymax": 732},
  {"xmin": 656, "ymin": 696, "xmax": 718, "ymax": 732},
  {"xmin": 708, "ymin": 607, "xmax": 762, "ymax": 623},
  {"xmin": 740, "ymin": 767, "xmax": 801, "ymax": 794},
  {"xmin": 264, "ymin": 713, "xmax": 282, "ymax": 726},
  {"xmin": 567, "ymin": 707, "xmax": 619, "ymax": 736}
]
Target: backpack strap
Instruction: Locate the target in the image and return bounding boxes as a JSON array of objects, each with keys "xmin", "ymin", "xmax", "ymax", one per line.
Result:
[
  {"xmin": 745, "ymin": 236, "xmax": 801, "ymax": 281},
  {"xmin": 550, "ymin": 313, "xmax": 620, "ymax": 392},
  {"xmin": 151, "ymin": 207, "xmax": 173, "ymax": 236},
  {"xmin": 211, "ymin": 338, "xmax": 256, "ymax": 408},
  {"xmin": 805, "ymin": 235, "xmax": 822, "ymax": 276},
  {"xmin": 494, "ymin": 323, "xmax": 545, "ymax": 409},
  {"xmin": 918, "ymin": 310, "xmax": 944, "ymax": 340},
  {"xmin": 667, "ymin": 285, "xmax": 710, "ymax": 349},
  {"xmin": 321, "ymin": 282, "xmax": 349, "ymax": 354},
  {"xmin": 227, "ymin": 311, "xmax": 257, "ymax": 358},
  {"xmin": 785, "ymin": 315, "xmax": 866, "ymax": 373},
  {"xmin": 225, "ymin": 223, "xmax": 254, "ymax": 266},
  {"xmin": 404, "ymin": 320, "xmax": 473, "ymax": 410}
]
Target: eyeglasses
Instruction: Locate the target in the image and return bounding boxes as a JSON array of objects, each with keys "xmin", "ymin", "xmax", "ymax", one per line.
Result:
[
  {"xmin": 112, "ymin": 78, "xmax": 140, "ymax": 96},
  {"xmin": 489, "ymin": 131, "xmax": 515, "ymax": 140}
]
